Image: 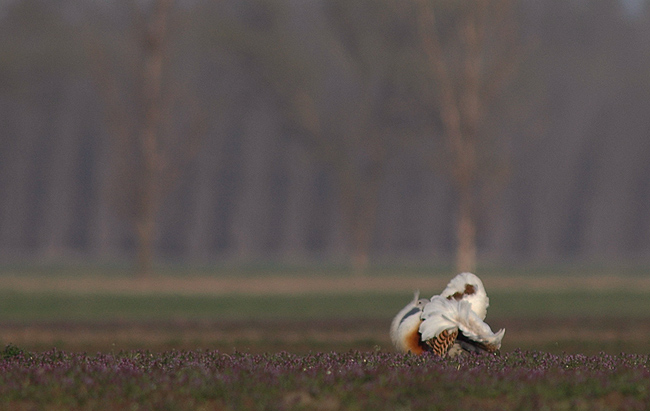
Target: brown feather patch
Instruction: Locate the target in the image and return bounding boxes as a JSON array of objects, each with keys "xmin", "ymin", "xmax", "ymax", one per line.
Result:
[
  {"xmin": 426, "ymin": 329, "xmax": 458, "ymax": 357},
  {"xmin": 447, "ymin": 284, "xmax": 476, "ymax": 301},
  {"xmin": 448, "ymin": 292, "xmax": 462, "ymax": 301},
  {"xmin": 405, "ymin": 320, "xmax": 427, "ymax": 355}
]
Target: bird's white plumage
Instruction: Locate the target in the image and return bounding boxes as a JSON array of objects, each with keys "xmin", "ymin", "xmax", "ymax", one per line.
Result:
[
  {"xmin": 419, "ymin": 296, "xmax": 505, "ymax": 349},
  {"xmin": 390, "ymin": 291, "xmax": 429, "ymax": 354},
  {"xmin": 439, "ymin": 272, "xmax": 489, "ymax": 320},
  {"xmin": 390, "ymin": 272, "xmax": 505, "ymax": 356},
  {"xmin": 417, "ymin": 296, "xmax": 460, "ymax": 341}
]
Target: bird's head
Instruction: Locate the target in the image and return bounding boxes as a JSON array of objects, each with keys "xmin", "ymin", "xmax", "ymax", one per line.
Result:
[{"xmin": 411, "ymin": 290, "xmax": 430, "ymax": 310}]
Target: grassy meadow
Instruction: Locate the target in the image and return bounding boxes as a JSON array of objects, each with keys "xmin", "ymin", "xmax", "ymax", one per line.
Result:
[
  {"xmin": 1, "ymin": 263, "xmax": 650, "ymax": 409},
  {"xmin": 0, "ymin": 263, "xmax": 648, "ymax": 354}
]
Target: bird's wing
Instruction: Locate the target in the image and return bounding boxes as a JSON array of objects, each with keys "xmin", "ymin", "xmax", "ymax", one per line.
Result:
[
  {"xmin": 439, "ymin": 272, "xmax": 490, "ymax": 320},
  {"xmin": 418, "ymin": 296, "xmax": 459, "ymax": 341},
  {"xmin": 390, "ymin": 291, "xmax": 429, "ymax": 354},
  {"xmin": 446, "ymin": 300, "xmax": 505, "ymax": 350},
  {"xmin": 419, "ymin": 296, "xmax": 505, "ymax": 352},
  {"xmin": 390, "ymin": 291, "xmax": 421, "ymax": 346}
]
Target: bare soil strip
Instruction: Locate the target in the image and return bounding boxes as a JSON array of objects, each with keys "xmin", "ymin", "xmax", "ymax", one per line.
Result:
[
  {"xmin": 0, "ymin": 274, "xmax": 648, "ymax": 295},
  {"xmin": 0, "ymin": 319, "xmax": 389, "ymax": 353},
  {"xmin": 2, "ymin": 317, "xmax": 648, "ymax": 354}
]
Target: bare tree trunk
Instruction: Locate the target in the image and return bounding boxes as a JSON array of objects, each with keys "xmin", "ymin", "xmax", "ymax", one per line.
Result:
[
  {"xmin": 350, "ymin": 210, "xmax": 371, "ymax": 275},
  {"xmin": 281, "ymin": 143, "xmax": 315, "ymax": 261},
  {"xmin": 185, "ymin": 132, "xmax": 225, "ymax": 262},
  {"xmin": 231, "ymin": 99, "xmax": 277, "ymax": 260},
  {"xmin": 336, "ymin": 158, "xmax": 384, "ymax": 275},
  {"xmin": 455, "ymin": 185, "xmax": 477, "ymax": 272},
  {"xmin": 336, "ymin": 169, "xmax": 363, "ymax": 274},
  {"xmin": 40, "ymin": 82, "xmax": 86, "ymax": 258},
  {"xmin": 135, "ymin": 196, "xmax": 157, "ymax": 277},
  {"xmin": 355, "ymin": 177, "xmax": 383, "ymax": 275},
  {"xmin": 0, "ymin": 101, "xmax": 42, "ymax": 253},
  {"xmin": 350, "ymin": 220, "xmax": 374, "ymax": 274},
  {"xmin": 415, "ymin": 0, "xmax": 519, "ymax": 273},
  {"xmin": 325, "ymin": 189, "xmax": 348, "ymax": 263},
  {"xmin": 130, "ymin": 0, "xmax": 173, "ymax": 277},
  {"xmin": 90, "ymin": 178, "xmax": 125, "ymax": 260},
  {"xmin": 417, "ymin": 174, "xmax": 453, "ymax": 260}
]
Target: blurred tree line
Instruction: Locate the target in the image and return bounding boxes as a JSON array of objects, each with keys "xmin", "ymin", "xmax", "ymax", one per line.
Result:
[{"xmin": 1, "ymin": 0, "xmax": 650, "ymax": 275}]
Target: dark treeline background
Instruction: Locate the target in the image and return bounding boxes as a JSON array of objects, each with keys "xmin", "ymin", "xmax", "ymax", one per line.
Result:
[{"xmin": 1, "ymin": 0, "xmax": 650, "ymax": 270}]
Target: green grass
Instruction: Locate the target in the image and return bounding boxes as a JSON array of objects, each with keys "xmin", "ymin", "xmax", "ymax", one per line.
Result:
[
  {"xmin": 0, "ymin": 264, "xmax": 648, "ymax": 354},
  {"xmin": 0, "ymin": 291, "xmax": 409, "ymax": 321},
  {"xmin": 0, "ymin": 289, "xmax": 649, "ymax": 321},
  {"xmin": 488, "ymin": 290, "xmax": 650, "ymax": 318}
]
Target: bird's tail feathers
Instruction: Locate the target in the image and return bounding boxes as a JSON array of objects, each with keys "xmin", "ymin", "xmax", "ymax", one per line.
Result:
[
  {"xmin": 445, "ymin": 300, "xmax": 504, "ymax": 347},
  {"xmin": 420, "ymin": 296, "xmax": 505, "ymax": 349}
]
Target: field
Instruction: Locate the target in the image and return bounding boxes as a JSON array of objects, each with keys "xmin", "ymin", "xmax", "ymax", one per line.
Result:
[
  {"xmin": 3, "ymin": 347, "xmax": 650, "ymax": 410},
  {"xmin": 1, "ymin": 264, "xmax": 650, "ymax": 409}
]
